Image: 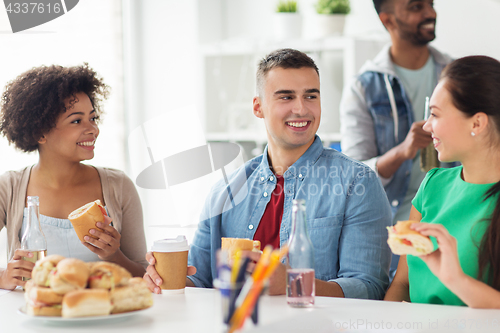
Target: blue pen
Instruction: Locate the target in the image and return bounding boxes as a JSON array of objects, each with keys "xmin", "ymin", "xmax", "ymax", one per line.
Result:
[
  {"xmin": 228, "ymin": 257, "xmax": 251, "ymax": 324},
  {"xmin": 235, "ymin": 257, "xmax": 251, "ymax": 284}
]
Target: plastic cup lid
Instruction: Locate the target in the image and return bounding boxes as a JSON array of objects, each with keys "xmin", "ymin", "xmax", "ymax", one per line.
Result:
[{"xmin": 151, "ymin": 235, "xmax": 190, "ymax": 252}]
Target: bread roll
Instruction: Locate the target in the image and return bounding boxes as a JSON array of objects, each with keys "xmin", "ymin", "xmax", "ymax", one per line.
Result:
[
  {"xmin": 387, "ymin": 220, "xmax": 434, "ymax": 256},
  {"xmin": 26, "ymin": 285, "xmax": 64, "ymax": 317},
  {"xmin": 68, "ymin": 200, "xmax": 106, "ymax": 242},
  {"xmin": 62, "ymin": 289, "xmax": 111, "ymax": 318},
  {"xmin": 88, "ymin": 261, "xmax": 132, "ymax": 289},
  {"xmin": 31, "ymin": 254, "xmax": 65, "ymax": 287},
  {"xmin": 110, "ymin": 278, "xmax": 153, "ymax": 314},
  {"xmin": 27, "ymin": 304, "xmax": 62, "ymax": 317},
  {"xmin": 50, "ymin": 258, "xmax": 90, "ymax": 295},
  {"xmin": 221, "ymin": 237, "xmax": 261, "ymax": 260}
]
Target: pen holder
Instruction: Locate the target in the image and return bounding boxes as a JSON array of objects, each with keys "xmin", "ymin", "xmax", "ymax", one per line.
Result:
[{"xmin": 214, "ymin": 279, "xmax": 262, "ymax": 331}]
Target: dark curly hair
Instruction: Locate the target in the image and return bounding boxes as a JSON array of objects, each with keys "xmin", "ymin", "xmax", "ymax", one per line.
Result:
[{"xmin": 0, "ymin": 63, "xmax": 109, "ymax": 152}]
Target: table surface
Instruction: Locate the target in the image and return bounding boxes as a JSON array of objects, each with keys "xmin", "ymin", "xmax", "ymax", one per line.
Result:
[{"xmin": 2, "ymin": 287, "xmax": 500, "ymax": 333}]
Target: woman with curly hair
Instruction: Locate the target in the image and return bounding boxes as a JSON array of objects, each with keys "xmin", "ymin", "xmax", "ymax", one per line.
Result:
[
  {"xmin": 0, "ymin": 64, "xmax": 146, "ymax": 290},
  {"xmin": 385, "ymin": 56, "xmax": 500, "ymax": 308}
]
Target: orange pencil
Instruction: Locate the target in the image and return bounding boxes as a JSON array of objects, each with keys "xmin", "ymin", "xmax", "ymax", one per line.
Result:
[{"xmin": 251, "ymin": 245, "xmax": 272, "ymax": 281}]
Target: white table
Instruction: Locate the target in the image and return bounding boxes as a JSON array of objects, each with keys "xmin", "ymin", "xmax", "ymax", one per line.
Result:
[{"xmin": 1, "ymin": 287, "xmax": 500, "ymax": 332}]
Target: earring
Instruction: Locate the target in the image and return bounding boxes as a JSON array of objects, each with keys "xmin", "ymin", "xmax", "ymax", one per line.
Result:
[{"xmin": 471, "ymin": 132, "xmax": 476, "ymax": 137}]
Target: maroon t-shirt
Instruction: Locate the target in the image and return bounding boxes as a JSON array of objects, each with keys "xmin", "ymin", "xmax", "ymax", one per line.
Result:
[{"xmin": 253, "ymin": 175, "xmax": 284, "ymax": 249}]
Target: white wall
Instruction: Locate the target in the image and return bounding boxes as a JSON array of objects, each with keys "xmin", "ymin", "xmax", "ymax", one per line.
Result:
[
  {"xmin": 122, "ymin": 0, "xmax": 202, "ymax": 247},
  {"xmin": 216, "ymin": 0, "xmax": 500, "ymax": 60},
  {"xmin": 432, "ymin": 0, "xmax": 500, "ymax": 59}
]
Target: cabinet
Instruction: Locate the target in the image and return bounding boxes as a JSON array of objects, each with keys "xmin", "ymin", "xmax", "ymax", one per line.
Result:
[{"xmin": 199, "ymin": 36, "xmax": 388, "ymax": 158}]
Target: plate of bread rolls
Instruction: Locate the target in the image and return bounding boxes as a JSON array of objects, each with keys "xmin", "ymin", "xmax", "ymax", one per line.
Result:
[{"xmin": 18, "ymin": 255, "xmax": 153, "ymax": 321}]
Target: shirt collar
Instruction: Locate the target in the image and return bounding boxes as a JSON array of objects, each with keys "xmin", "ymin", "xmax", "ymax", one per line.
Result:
[{"xmin": 258, "ymin": 135, "xmax": 324, "ymax": 181}]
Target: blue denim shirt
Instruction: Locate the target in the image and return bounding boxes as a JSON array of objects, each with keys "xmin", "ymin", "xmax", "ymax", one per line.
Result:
[
  {"xmin": 358, "ymin": 70, "xmax": 415, "ymax": 216},
  {"xmin": 188, "ymin": 136, "xmax": 392, "ymax": 300},
  {"xmin": 341, "ymin": 45, "xmax": 452, "ymax": 217}
]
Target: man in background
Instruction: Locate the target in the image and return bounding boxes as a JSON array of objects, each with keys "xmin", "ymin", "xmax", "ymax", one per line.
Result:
[{"xmin": 340, "ymin": 0, "xmax": 452, "ymax": 274}]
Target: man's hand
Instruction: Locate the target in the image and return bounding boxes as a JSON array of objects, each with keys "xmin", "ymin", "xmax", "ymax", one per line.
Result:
[
  {"xmin": 0, "ymin": 249, "xmax": 35, "ymax": 290},
  {"xmin": 143, "ymin": 251, "xmax": 197, "ymax": 294},
  {"xmin": 245, "ymin": 251, "xmax": 286, "ymax": 295},
  {"xmin": 399, "ymin": 120, "xmax": 433, "ymax": 160},
  {"xmin": 377, "ymin": 120, "xmax": 433, "ymax": 178}
]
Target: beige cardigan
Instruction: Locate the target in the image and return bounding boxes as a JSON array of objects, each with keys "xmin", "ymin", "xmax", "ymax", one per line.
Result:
[{"xmin": 0, "ymin": 166, "xmax": 148, "ymax": 268}]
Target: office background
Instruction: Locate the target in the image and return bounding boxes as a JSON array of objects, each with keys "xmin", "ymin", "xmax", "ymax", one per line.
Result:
[{"xmin": 1, "ymin": 0, "xmax": 499, "ymax": 265}]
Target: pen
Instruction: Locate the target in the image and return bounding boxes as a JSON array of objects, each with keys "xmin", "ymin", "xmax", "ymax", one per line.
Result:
[
  {"xmin": 227, "ymin": 257, "xmax": 250, "ymax": 325},
  {"xmin": 231, "ymin": 249, "xmax": 242, "ymax": 283}
]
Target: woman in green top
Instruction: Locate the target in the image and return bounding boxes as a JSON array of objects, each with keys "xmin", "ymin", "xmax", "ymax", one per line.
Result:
[{"xmin": 385, "ymin": 56, "xmax": 500, "ymax": 308}]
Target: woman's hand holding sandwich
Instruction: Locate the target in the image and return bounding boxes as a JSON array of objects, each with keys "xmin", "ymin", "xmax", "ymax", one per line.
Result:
[
  {"xmin": 79, "ymin": 215, "xmax": 145, "ymax": 278},
  {"xmin": 410, "ymin": 223, "xmax": 463, "ymax": 287},
  {"xmin": 81, "ymin": 215, "xmax": 121, "ymax": 261}
]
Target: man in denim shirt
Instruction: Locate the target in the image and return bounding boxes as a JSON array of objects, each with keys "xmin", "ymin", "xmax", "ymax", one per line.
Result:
[{"xmin": 145, "ymin": 49, "xmax": 392, "ymax": 300}]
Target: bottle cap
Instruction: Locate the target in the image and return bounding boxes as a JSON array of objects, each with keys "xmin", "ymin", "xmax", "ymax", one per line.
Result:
[{"xmin": 151, "ymin": 235, "xmax": 189, "ymax": 252}]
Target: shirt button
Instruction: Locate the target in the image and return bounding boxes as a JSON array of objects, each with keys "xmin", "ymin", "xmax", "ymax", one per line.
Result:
[
  {"xmin": 248, "ymin": 224, "xmax": 254, "ymax": 230},
  {"xmin": 270, "ymin": 176, "xmax": 274, "ymax": 181},
  {"xmin": 263, "ymin": 192, "xmax": 268, "ymax": 197},
  {"xmin": 299, "ymin": 174, "xmax": 303, "ymax": 178},
  {"xmin": 260, "ymin": 177, "xmax": 265, "ymax": 181},
  {"xmin": 391, "ymin": 200, "xmax": 399, "ymax": 207}
]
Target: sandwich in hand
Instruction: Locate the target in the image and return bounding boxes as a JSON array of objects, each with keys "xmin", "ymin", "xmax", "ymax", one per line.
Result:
[
  {"xmin": 25, "ymin": 281, "xmax": 64, "ymax": 317},
  {"xmin": 221, "ymin": 237, "xmax": 261, "ymax": 260},
  {"xmin": 88, "ymin": 261, "xmax": 132, "ymax": 289},
  {"xmin": 62, "ymin": 289, "xmax": 111, "ymax": 318},
  {"xmin": 387, "ymin": 220, "xmax": 434, "ymax": 256},
  {"xmin": 50, "ymin": 258, "xmax": 90, "ymax": 295},
  {"xmin": 68, "ymin": 200, "xmax": 107, "ymax": 243},
  {"xmin": 110, "ymin": 277, "xmax": 153, "ymax": 314},
  {"xmin": 31, "ymin": 254, "xmax": 65, "ymax": 287}
]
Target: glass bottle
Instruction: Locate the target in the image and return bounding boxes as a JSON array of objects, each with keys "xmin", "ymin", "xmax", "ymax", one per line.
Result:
[
  {"xmin": 286, "ymin": 199, "xmax": 315, "ymax": 307},
  {"xmin": 420, "ymin": 96, "xmax": 439, "ymax": 172},
  {"xmin": 21, "ymin": 196, "xmax": 47, "ymax": 281}
]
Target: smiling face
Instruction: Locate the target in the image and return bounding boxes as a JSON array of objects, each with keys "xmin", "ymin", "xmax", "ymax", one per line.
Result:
[
  {"xmin": 38, "ymin": 92, "xmax": 99, "ymax": 162},
  {"xmin": 423, "ymin": 81, "xmax": 474, "ymax": 163},
  {"xmin": 390, "ymin": 0, "xmax": 436, "ymax": 46},
  {"xmin": 253, "ymin": 67, "xmax": 321, "ymax": 155}
]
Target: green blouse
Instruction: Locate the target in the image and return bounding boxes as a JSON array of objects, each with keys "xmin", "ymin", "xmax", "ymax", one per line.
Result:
[{"xmin": 409, "ymin": 166, "xmax": 496, "ymax": 306}]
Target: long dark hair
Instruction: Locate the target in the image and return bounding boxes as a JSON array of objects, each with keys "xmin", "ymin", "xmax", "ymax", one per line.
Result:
[{"xmin": 441, "ymin": 56, "xmax": 500, "ymax": 290}]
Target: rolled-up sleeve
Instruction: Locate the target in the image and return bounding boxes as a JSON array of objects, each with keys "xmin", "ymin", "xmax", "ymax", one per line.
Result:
[
  {"xmin": 340, "ymin": 79, "xmax": 393, "ymax": 187},
  {"xmin": 332, "ymin": 168, "xmax": 392, "ymax": 299}
]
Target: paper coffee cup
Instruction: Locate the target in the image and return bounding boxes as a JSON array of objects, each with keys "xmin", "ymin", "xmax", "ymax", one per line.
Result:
[{"xmin": 151, "ymin": 236, "xmax": 190, "ymax": 294}]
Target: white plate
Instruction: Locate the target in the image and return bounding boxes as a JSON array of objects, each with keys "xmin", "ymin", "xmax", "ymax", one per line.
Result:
[{"xmin": 18, "ymin": 305, "xmax": 149, "ymax": 323}]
